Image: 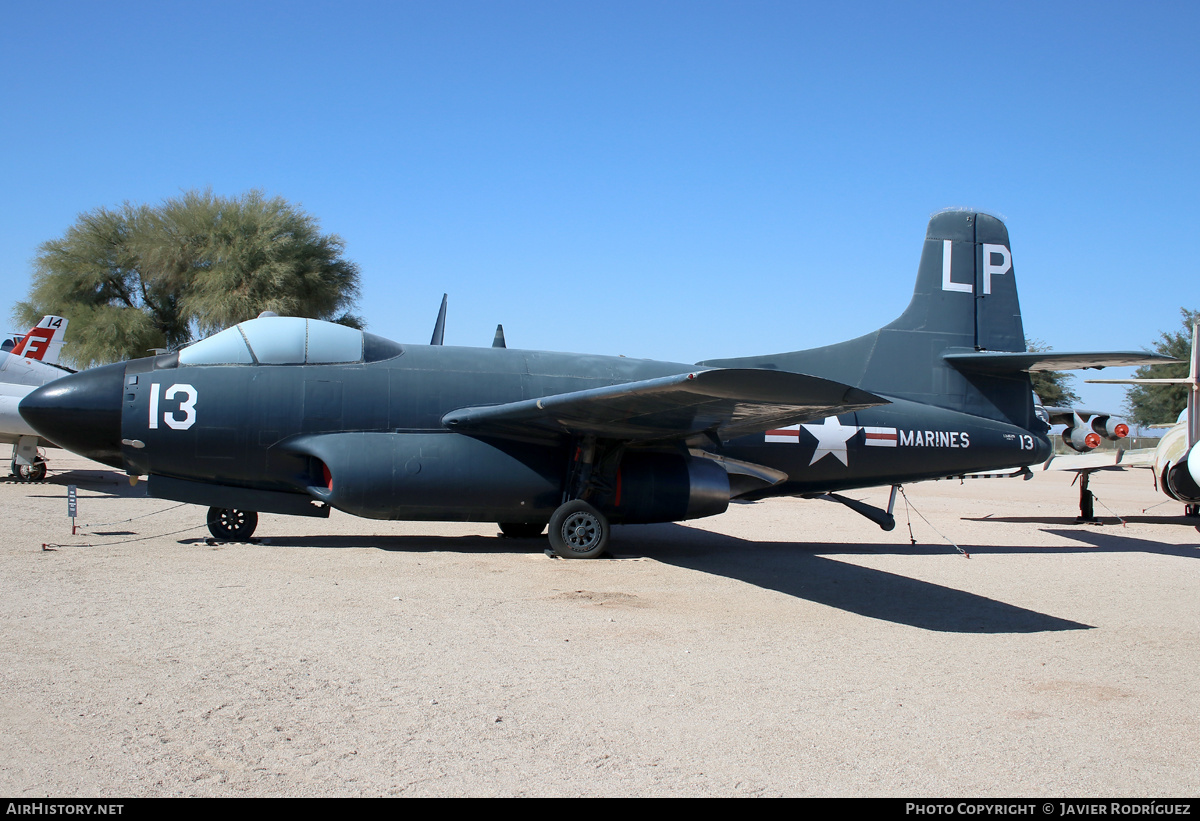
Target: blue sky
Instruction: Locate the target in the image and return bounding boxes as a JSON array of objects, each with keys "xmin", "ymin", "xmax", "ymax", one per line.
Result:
[{"xmin": 2, "ymin": 1, "xmax": 1196, "ymax": 415}]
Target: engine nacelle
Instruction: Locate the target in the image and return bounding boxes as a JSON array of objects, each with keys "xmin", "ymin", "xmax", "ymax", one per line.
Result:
[
  {"xmin": 605, "ymin": 452, "xmax": 730, "ymax": 524},
  {"xmin": 1162, "ymin": 445, "xmax": 1200, "ymax": 504},
  {"xmin": 284, "ymin": 432, "xmax": 565, "ymax": 522},
  {"xmin": 1090, "ymin": 415, "xmax": 1130, "ymax": 441},
  {"xmin": 1062, "ymin": 423, "xmax": 1102, "ymax": 453}
]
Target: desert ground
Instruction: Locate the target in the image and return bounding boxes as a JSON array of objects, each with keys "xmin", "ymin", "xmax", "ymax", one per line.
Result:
[{"xmin": 1, "ymin": 453, "xmax": 1197, "ymax": 797}]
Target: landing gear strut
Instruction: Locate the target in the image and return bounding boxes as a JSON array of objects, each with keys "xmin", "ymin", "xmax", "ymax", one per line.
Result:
[{"xmin": 1075, "ymin": 471, "xmax": 1100, "ymax": 524}]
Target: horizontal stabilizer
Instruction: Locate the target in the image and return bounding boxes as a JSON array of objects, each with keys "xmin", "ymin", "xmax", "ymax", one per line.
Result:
[
  {"xmin": 1043, "ymin": 449, "xmax": 1156, "ymax": 472},
  {"xmin": 945, "ymin": 350, "xmax": 1178, "ymax": 373},
  {"xmin": 443, "ymin": 369, "xmax": 887, "ymax": 444}
]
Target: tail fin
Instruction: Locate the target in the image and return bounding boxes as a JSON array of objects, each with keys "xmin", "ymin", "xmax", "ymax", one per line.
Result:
[
  {"xmin": 10, "ymin": 316, "xmax": 69, "ymax": 365},
  {"xmin": 700, "ymin": 210, "xmax": 1035, "ymax": 426},
  {"xmin": 884, "ymin": 210, "xmax": 1024, "ymax": 354}
]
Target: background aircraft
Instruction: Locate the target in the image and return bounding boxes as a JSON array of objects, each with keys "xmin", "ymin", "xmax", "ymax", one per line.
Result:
[
  {"xmin": 1044, "ymin": 323, "xmax": 1199, "ymax": 520},
  {"xmin": 19, "ymin": 211, "xmax": 1174, "ymax": 557},
  {"xmin": 1, "ymin": 316, "xmax": 70, "ymax": 480},
  {"xmin": 1041, "ymin": 406, "xmax": 1131, "ymax": 453}
]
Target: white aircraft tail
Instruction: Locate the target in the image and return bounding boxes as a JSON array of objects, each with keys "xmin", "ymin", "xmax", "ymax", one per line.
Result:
[{"xmin": 9, "ymin": 316, "xmax": 69, "ymax": 365}]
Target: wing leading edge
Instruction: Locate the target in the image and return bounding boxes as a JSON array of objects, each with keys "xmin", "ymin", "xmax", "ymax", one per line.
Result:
[{"xmin": 442, "ymin": 368, "xmax": 887, "ymax": 444}]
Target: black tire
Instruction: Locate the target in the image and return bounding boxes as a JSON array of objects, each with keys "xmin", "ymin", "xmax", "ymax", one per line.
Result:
[
  {"xmin": 499, "ymin": 522, "xmax": 546, "ymax": 538},
  {"xmin": 207, "ymin": 507, "xmax": 258, "ymax": 541},
  {"xmin": 547, "ymin": 500, "xmax": 609, "ymax": 559},
  {"xmin": 1187, "ymin": 504, "xmax": 1200, "ymax": 519}
]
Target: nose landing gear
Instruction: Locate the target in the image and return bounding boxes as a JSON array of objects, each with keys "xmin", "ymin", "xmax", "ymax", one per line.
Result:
[{"xmin": 206, "ymin": 507, "xmax": 259, "ymax": 541}]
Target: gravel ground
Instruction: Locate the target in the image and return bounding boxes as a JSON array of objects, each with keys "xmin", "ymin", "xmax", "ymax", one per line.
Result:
[{"xmin": 1, "ymin": 453, "xmax": 1197, "ymax": 797}]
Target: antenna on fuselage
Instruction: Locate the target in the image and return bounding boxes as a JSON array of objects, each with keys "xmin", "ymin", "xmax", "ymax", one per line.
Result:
[
  {"xmin": 430, "ymin": 294, "xmax": 448, "ymax": 346},
  {"xmin": 492, "ymin": 324, "xmax": 506, "ymax": 349}
]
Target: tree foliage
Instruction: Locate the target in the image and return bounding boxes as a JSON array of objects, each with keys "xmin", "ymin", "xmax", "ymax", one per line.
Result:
[
  {"xmin": 1025, "ymin": 338, "xmax": 1081, "ymax": 407},
  {"xmin": 1124, "ymin": 309, "xmax": 1198, "ymax": 426},
  {"xmin": 15, "ymin": 190, "xmax": 362, "ymax": 368}
]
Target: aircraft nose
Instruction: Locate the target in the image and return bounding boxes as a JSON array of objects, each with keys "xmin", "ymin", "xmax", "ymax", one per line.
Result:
[{"xmin": 20, "ymin": 362, "xmax": 126, "ymax": 469}]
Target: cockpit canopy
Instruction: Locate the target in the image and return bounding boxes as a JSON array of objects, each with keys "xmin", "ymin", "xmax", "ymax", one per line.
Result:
[{"xmin": 178, "ymin": 317, "xmax": 395, "ymax": 366}]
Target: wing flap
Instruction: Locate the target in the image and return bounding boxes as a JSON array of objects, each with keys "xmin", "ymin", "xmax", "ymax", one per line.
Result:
[{"xmin": 442, "ymin": 368, "xmax": 887, "ymax": 443}]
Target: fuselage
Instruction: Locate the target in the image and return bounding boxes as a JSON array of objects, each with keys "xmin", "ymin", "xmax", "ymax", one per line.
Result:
[{"xmin": 22, "ymin": 333, "xmax": 1052, "ymax": 525}]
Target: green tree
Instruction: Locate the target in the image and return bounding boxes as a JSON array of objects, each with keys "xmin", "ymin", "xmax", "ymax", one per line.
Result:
[
  {"xmin": 1026, "ymin": 338, "xmax": 1081, "ymax": 407},
  {"xmin": 14, "ymin": 189, "xmax": 362, "ymax": 368},
  {"xmin": 1124, "ymin": 309, "xmax": 1198, "ymax": 426}
]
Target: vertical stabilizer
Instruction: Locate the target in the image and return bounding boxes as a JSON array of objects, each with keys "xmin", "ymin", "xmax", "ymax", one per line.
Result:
[
  {"xmin": 699, "ymin": 211, "xmax": 1034, "ymax": 426},
  {"xmin": 10, "ymin": 316, "xmax": 69, "ymax": 364}
]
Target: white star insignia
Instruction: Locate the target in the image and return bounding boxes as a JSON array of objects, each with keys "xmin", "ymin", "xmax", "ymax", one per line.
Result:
[{"xmin": 802, "ymin": 416, "xmax": 861, "ymax": 466}]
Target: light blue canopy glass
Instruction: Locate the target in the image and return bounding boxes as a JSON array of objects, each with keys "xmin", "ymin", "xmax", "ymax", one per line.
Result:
[{"xmin": 179, "ymin": 317, "xmax": 365, "ymax": 366}]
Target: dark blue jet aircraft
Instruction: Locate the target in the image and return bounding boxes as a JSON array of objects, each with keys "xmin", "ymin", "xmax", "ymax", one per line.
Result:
[{"xmin": 19, "ymin": 211, "xmax": 1172, "ymax": 558}]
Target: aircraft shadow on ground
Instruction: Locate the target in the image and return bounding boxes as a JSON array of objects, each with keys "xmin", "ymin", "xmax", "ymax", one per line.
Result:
[
  {"xmin": 14, "ymin": 468, "xmax": 146, "ymax": 499},
  {"xmin": 224, "ymin": 523, "xmax": 1094, "ymax": 634},
  {"xmin": 621, "ymin": 523, "xmax": 1092, "ymax": 634},
  {"xmin": 966, "ymin": 512, "xmax": 1200, "ymax": 529},
  {"xmin": 20, "ymin": 470, "xmax": 149, "ymax": 500},
  {"xmin": 960, "ymin": 517, "xmax": 1200, "ymax": 559}
]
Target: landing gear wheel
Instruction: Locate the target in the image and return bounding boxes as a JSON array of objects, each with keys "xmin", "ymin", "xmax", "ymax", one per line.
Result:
[
  {"xmin": 207, "ymin": 507, "xmax": 258, "ymax": 541},
  {"xmin": 1187, "ymin": 504, "xmax": 1200, "ymax": 519},
  {"xmin": 11, "ymin": 458, "xmax": 46, "ymax": 482},
  {"xmin": 548, "ymin": 500, "xmax": 609, "ymax": 559},
  {"xmin": 499, "ymin": 522, "xmax": 546, "ymax": 538}
]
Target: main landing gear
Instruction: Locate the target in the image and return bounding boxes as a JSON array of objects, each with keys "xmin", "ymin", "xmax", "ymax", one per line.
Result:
[
  {"xmin": 497, "ymin": 500, "xmax": 612, "ymax": 559},
  {"xmin": 10, "ymin": 456, "xmax": 47, "ymax": 482},
  {"xmin": 10, "ymin": 437, "xmax": 47, "ymax": 482},
  {"xmin": 501, "ymin": 436, "xmax": 619, "ymax": 559},
  {"xmin": 207, "ymin": 507, "xmax": 259, "ymax": 541},
  {"xmin": 547, "ymin": 499, "xmax": 610, "ymax": 559}
]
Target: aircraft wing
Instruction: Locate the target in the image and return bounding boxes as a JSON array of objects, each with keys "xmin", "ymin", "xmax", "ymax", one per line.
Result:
[
  {"xmin": 442, "ymin": 368, "xmax": 887, "ymax": 443},
  {"xmin": 1043, "ymin": 405, "xmax": 1110, "ymax": 422},
  {"xmin": 1043, "ymin": 448, "xmax": 1156, "ymax": 472},
  {"xmin": 945, "ymin": 351, "xmax": 1178, "ymax": 373}
]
